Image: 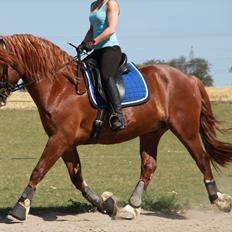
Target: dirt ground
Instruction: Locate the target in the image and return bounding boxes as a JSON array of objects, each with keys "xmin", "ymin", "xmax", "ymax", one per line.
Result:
[{"xmin": 0, "ymin": 209, "xmax": 231, "ymax": 232}]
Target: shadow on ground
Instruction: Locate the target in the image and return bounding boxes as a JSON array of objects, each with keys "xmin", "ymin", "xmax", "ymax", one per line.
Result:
[
  {"xmin": 142, "ymin": 211, "xmax": 186, "ymax": 220},
  {"xmin": 0, "ymin": 201, "xmax": 94, "ymax": 223},
  {"xmin": 0, "ymin": 200, "xmax": 187, "ymax": 224}
]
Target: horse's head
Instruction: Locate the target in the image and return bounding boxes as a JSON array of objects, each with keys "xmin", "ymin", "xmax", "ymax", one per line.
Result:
[
  {"xmin": 0, "ymin": 37, "xmax": 21, "ymax": 107},
  {"xmin": 0, "ymin": 63, "xmax": 20, "ymax": 107},
  {"xmin": 0, "ymin": 34, "xmax": 79, "ymax": 107}
]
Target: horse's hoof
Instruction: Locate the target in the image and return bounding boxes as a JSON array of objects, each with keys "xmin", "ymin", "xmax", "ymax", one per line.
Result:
[
  {"xmin": 117, "ymin": 204, "xmax": 141, "ymax": 220},
  {"xmin": 101, "ymin": 191, "xmax": 113, "ymax": 201},
  {"xmin": 99, "ymin": 192, "xmax": 118, "ymax": 217},
  {"xmin": 214, "ymin": 192, "xmax": 232, "ymax": 213},
  {"xmin": 8, "ymin": 199, "xmax": 31, "ymax": 221}
]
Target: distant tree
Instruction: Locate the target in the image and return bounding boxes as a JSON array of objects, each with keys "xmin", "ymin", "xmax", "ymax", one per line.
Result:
[
  {"xmin": 229, "ymin": 66, "xmax": 232, "ymax": 72},
  {"xmin": 167, "ymin": 56, "xmax": 187, "ymax": 71},
  {"xmin": 142, "ymin": 56, "xmax": 213, "ymax": 86},
  {"xmin": 184, "ymin": 58, "xmax": 213, "ymax": 86},
  {"xmin": 142, "ymin": 59, "xmax": 166, "ymax": 65}
]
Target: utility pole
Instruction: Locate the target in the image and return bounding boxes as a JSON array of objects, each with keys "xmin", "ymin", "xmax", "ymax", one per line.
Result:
[{"xmin": 189, "ymin": 46, "xmax": 194, "ymax": 60}]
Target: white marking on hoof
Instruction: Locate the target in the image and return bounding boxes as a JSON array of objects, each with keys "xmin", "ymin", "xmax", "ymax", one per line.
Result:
[
  {"xmin": 24, "ymin": 199, "xmax": 31, "ymax": 218},
  {"xmin": 117, "ymin": 204, "xmax": 141, "ymax": 220},
  {"xmin": 18, "ymin": 199, "xmax": 31, "ymax": 220},
  {"xmin": 101, "ymin": 191, "xmax": 114, "ymax": 201},
  {"xmin": 6, "ymin": 214, "xmax": 21, "ymax": 222},
  {"xmin": 214, "ymin": 192, "xmax": 232, "ymax": 213}
]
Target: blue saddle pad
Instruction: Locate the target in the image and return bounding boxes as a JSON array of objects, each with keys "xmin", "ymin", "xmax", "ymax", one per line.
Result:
[{"xmin": 83, "ymin": 62, "xmax": 149, "ymax": 109}]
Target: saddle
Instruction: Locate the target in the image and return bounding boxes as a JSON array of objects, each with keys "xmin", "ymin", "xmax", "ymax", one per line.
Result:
[
  {"xmin": 81, "ymin": 53, "xmax": 149, "ymax": 142},
  {"xmin": 83, "ymin": 53, "xmax": 129, "ymax": 103}
]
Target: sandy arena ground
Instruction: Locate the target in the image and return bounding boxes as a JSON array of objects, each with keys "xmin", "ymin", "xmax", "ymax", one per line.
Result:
[{"xmin": 0, "ymin": 209, "xmax": 232, "ymax": 232}]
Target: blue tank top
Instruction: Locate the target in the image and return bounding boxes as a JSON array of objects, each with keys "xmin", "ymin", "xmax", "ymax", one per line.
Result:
[{"xmin": 89, "ymin": 0, "xmax": 119, "ymax": 49}]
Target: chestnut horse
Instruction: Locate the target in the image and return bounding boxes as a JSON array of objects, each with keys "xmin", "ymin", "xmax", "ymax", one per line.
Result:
[{"xmin": 0, "ymin": 34, "xmax": 232, "ymax": 221}]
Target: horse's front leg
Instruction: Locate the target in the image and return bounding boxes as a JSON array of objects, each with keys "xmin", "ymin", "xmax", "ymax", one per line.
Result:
[
  {"xmin": 8, "ymin": 134, "xmax": 70, "ymax": 221},
  {"xmin": 118, "ymin": 131, "xmax": 166, "ymax": 219},
  {"xmin": 62, "ymin": 147, "xmax": 117, "ymax": 217}
]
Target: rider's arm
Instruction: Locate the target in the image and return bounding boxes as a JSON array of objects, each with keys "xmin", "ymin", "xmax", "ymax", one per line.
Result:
[
  {"xmin": 83, "ymin": 25, "xmax": 94, "ymax": 43},
  {"xmin": 93, "ymin": 0, "xmax": 119, "ymax": 45}
]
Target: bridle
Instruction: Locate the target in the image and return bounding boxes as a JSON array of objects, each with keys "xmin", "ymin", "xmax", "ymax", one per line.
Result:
[{"xmin": 0, "ymin": 37, "xmax": 13, "ymax": 105}]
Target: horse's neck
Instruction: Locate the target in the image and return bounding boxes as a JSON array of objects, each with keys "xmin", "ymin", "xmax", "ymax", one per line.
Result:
[
  {"xmin": 24, "ymin": 76, "xmax": 55, "ymax": 111},
  {"xmin": 24, "ymin": 72, "xmax": 77, "ymax": 112}
]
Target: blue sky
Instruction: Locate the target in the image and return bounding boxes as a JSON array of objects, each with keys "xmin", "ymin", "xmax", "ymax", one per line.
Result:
[{"xmin": 1, "ymin": 0, "xmax": 232, "ymax": 86}]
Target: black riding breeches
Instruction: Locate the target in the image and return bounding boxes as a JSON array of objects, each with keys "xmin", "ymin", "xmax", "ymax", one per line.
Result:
[{"xmin": 85, "ymin": 45, "xmax": 122, "ymax": 82}]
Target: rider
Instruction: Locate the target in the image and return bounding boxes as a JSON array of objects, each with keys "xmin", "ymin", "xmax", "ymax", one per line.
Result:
[{"xmin": 77, "ymin": 0, "xmax": 125, "ymax": 131}]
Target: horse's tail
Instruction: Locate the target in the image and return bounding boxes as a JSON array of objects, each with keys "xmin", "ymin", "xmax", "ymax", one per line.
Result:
[
  {"xmin": 197, "ymin": 78, "xmax": 232, "ymax": 168},
  {"xmin": 0, "ymin": 47, "xmax": 24, "ymax": 75}
]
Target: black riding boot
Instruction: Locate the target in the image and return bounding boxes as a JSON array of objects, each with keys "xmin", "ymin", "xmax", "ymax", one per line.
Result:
[{"xmin": 104, "ymin": 77, "xmax": 125, "ymax": 131}]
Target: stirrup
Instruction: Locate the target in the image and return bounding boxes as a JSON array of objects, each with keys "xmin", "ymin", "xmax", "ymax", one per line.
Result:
[{"xmin": 109, "ymin": 113, "xmax": 125, "ymax": 132}]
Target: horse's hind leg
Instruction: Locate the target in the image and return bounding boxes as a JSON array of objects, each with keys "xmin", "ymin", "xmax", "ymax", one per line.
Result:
[
  {"xmin": 169, "ymin": 113, "xmax": 232, "ymax": 212},
  {"xmin": 62, "ymin": 147, "xmax": 117, "ymax": 217},
  {"xmin": 118, "ymin": 129, "xmax": 166, "ymax": 219}
]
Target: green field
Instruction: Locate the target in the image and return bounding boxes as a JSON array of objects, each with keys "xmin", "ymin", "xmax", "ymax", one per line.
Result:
[{"xmin": 0, "ymin": 103, "xmax": 232, "ymax": 215}]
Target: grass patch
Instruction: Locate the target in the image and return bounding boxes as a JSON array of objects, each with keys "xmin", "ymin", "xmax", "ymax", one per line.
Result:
[{"xmin": 143, "ymin": 193, "xmax": 189, "ymax": 213}]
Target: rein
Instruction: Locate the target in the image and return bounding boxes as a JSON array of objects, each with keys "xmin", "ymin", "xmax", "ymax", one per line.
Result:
[
  {"xmin": 11, "ymin": 79, "xmax": 36, "ymax": 92},
  {"xmin": 55, "ymin": 42, "xmax": 88, "ymax": 95}
]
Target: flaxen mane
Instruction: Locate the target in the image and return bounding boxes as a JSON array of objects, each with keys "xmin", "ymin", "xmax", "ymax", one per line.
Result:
[{"xmin": 1, "ymin": 34, "xmax": 77, "ymax": 82}]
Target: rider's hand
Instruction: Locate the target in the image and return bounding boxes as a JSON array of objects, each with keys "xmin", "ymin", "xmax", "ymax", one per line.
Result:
[
  {"xmin": 84, "ymin": 40, "xmax": 95, "ymax": 52},
  {"xmin": 76, "ymin": 40, "xmax": 96, "ymax": 54}
]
